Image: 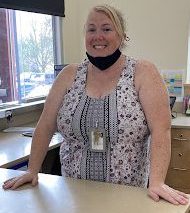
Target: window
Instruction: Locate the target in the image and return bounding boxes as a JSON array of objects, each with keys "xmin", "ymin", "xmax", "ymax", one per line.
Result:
[{"xmin": 0, "ymin": 8, "xmax": 62, "ymax": 105}]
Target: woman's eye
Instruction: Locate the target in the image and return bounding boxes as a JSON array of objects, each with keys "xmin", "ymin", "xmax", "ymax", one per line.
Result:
[
  {"xmin": 87, "ymin": 28, "xmax": 96, "ymax": 32},
  {"xmin": 103, "ymin": 28, "xmax": 112, "ymax": 32}
]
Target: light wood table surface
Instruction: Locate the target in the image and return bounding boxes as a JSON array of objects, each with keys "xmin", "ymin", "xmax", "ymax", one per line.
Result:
[
  {"xmin": 0, "ymin": 130, "xmax": 63, "ymax": 168},
  {"xmin": 171, "ymin": 114, "xmax": 190, "ymax": 129},
  {"xmin": 1, "ymin": 168, "xmax": 190, "ymax": 213}
]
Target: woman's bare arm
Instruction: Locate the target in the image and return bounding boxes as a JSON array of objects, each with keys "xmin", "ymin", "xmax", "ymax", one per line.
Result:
[
  {"xmin": 135, "ymin": 60, "xmax": 189, "ymax": 205},
  {"xmin": 2, "ymin": 64, "xmax": 78, "ymax": 189}
]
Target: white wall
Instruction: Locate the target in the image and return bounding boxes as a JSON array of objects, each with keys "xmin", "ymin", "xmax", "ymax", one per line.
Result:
[{"xmin": 63, "ymin": 0, "xmax": 190, "ymax": 73}]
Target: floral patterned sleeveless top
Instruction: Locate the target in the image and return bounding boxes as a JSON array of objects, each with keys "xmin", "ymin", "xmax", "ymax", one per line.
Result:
[{"xmin": 57, "ymin": 56, "xmax": 150, "ymax": 188}]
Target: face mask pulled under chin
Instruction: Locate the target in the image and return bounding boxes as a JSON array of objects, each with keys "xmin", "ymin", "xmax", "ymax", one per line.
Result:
[{"xmin": 86, "ymin": 49, "xmax": 121, "ymax": 70}]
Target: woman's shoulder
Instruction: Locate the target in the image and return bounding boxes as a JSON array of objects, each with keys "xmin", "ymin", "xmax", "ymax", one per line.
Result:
[
  {"xmin": 55, "ymin": 59, "xmax": 88, "ymax": 88},
  {"xmin": 58, "ymin": 59, "xmax": 88, "ymax": 78},
  {"xmin": 134, "ymin": 59, "xmax": 161, "ymax": 81},
  {"xmin": 54, "ymin": 63, "xmax": 79, "ymax": 89},
  {"xmin": 58, "ymin": 63, "xmax": 79, "ymax": 75},
  {"xmin": 134, "ymin": 58, "xmax": 162, "ymax": 90},
  {"xmin": 124, "ymin": 56, "xmax": 158, "ymax": 75},
  {"xmin": 136, "ymin": 59, "xmax": 158, "ymax": 73}
]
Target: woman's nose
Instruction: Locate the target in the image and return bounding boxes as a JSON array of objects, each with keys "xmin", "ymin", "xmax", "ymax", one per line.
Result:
[{"xmin": 94, "ymin": 30, "xmax": 104, "ymax": 40}]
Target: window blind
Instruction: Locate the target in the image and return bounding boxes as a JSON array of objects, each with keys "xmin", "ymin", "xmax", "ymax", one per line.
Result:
[{"xmin": 0, "ymin": 0, "xmax": 65, "ymax": 17}]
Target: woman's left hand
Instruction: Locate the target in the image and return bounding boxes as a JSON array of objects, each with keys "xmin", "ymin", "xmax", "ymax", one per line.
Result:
[{"xmin": 148, "ymin": 183, "xmax": 189, "ymax": 205}]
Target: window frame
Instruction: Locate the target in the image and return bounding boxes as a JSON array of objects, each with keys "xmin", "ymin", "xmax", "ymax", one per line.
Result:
[{"xmin": 0, "ymin": 10, "xmax": 64, "ymax": 108}]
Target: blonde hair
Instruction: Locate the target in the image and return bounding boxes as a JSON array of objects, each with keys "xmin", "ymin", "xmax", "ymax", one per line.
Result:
[{"xmin": 92, "ymin": 4, "xmax": 128, "ymax": 48}]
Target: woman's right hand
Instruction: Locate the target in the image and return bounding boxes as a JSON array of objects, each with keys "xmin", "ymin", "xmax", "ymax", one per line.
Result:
[{"xmin": 2, "ymin": 171, "xmax": 38, "ymax": 190}]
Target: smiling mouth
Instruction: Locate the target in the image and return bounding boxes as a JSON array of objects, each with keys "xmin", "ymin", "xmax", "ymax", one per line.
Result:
[{"xmin": 93, "ymin": 45, "xmax": 107, "ymax": 49}]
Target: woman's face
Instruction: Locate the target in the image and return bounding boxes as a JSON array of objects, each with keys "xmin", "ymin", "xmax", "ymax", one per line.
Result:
[{"xmin": 85, "ymin": 10, "xmax": 122, "ymax": 57}]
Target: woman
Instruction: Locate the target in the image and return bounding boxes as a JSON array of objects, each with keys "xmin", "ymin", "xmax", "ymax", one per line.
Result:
[{"xmin": 3, "ymin": 4, "xmax": 189, "ymax": 205}]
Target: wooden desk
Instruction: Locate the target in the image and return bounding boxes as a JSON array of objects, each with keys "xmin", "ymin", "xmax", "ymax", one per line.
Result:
[
  {"xmin": 167, "ymin": 115, "xmax": 190, "ymax": 193},
  {"xmin": 0, "ymin": 168, "xmax": 190, "ymax": 213},
  {"xmin": 0, "ymin": 131, "xmax": 63, "ymax": 168}
]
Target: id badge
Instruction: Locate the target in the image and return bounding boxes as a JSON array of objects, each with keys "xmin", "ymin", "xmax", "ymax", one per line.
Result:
[{"xmin": 89, "ymin": 128, "xmax": 106, "ymax": 152}]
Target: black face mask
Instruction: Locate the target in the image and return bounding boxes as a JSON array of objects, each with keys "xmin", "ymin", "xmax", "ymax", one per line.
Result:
[{"xmin": 86, "ymin": 49, "xmax": 121, "ymax": 70}]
